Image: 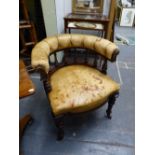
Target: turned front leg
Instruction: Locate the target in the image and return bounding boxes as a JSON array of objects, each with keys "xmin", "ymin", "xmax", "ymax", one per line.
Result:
[
  {"xmin": 106, "ymin": 92, "xmax": 119, "ymax": 119},
  {"xmin": 54, "ymin": 116, "xmax": 64, "ymax": 140}
]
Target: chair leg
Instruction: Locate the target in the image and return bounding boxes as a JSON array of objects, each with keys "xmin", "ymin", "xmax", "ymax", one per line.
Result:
[
  {"xmin": 54, "ymin": 116, "xmax": 64, "ymax": 140},
  {"xmin": 106, "ymin": 92, "xmax": 119, "ymax": 119}
]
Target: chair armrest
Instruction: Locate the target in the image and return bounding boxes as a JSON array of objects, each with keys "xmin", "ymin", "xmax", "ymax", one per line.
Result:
[
  {"xmin": 93, "ymin": 37, "xmax": 119, "ymax": 62},
  {"xmin": 36, "ymin": 65, "xmax": 48, "ymax": 81},
  {"xmin": 111, "ymin": 48, "xmax": 120, "ymax": 62},
  {"xmin": 31, "ymin": 41, "xmax": 50, "ymax": 73},
  {"xmin": 36, "ymin": 65, "xmax": 52, "ymax": 93}
]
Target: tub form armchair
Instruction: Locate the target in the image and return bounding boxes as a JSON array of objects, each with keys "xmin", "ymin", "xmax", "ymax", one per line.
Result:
[{"xmin": 31, "ymin": 34, "xmax": 120, "ymax": 140}]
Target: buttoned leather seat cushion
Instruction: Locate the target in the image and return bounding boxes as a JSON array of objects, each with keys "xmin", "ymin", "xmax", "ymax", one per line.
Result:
[{"xmin": 48, "ymin": 65, "xmax": 120, "ymax": 116}]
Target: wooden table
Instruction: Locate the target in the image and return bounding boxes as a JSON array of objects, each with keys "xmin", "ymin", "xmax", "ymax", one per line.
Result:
[
  {"xmin": 19, "ymin": 59, "xmax": 35, "ymax": 98},
  {"xmin": 19, "ymin": 114, "xmax": 32, "ymax": 155},
  {"xmin": 64, "ymin": 13, "xmax": 110, "ymax": 38},
  {"xmin": 19, "ymin": 59, "xmax": 34, "ymax": 154}
]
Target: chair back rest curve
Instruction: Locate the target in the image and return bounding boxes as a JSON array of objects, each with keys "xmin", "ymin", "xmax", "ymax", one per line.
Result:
[{"xmin": 31, "ymin": 34, "xmax": 119, "ymax": 73}]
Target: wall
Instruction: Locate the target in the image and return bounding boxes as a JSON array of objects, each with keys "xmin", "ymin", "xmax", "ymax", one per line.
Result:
[
  {"xmin": 103, "ymin": 0, "xmax": 111, "ymax": 16},
  {"xmin": 41, "ymin": 0, "xmax": 63, "ymax": 62},
  {"xmin": 55, "ymin": 0, "xmax": 72, "ymax": 33},
  {"xmin": 41, "ymin": 0, "xmax": 57, "ymax": 36}
]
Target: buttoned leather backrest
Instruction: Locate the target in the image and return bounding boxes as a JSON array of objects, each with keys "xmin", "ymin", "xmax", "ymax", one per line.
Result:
[{"xmin": 31, "ymin": 34, "xmax": 119, "ymax": 73}]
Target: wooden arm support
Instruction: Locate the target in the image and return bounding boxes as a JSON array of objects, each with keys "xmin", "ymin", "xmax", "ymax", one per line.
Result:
[
  {"xmin": 36, "ymin": 65, "xmax": 52, "ymax": 93},
  {"xmin": 111, "ymin": 48, "xmax": 120, "ymax": 62}
]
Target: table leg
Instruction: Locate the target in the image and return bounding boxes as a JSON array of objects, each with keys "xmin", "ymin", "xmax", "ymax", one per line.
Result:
[
  {"xmin": 69, "ymin": 28, "xmax": 71, "ymax": 33},
  {"xmin": 19, "ymin": 114, "xmax": 32, "ymax": 140},
  {"xmin": 101, "ymin": 30, "xmax": 104, "ymax": 38},
  {"xmin": 19, "ymin": 114, "xmax": 32, "ymax": 155},
  {"xmin": 104, "ymin": 23, "xmax": 108, "ymax": 39},
  {"xmin": 64, "ymin": 20, "xmax": 67, "ymax": 33}
]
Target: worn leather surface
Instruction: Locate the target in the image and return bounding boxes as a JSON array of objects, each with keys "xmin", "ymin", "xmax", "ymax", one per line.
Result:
[
  {"xmin": 48, "ymin": 65, "xmax": 120, "ymax": 116},
  {"xmin": 31, "ymin": 34, "xmax": 119, "ymax": 73}
]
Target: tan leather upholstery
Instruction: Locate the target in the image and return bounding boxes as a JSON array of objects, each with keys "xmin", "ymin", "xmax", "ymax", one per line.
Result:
[
  {"xmin": 48, "ymin": 65, "xmax": 120, "ymax": 116},
  {"xmin": 31, "ymin": 34, "xmax": 119, "ymax": 73}
]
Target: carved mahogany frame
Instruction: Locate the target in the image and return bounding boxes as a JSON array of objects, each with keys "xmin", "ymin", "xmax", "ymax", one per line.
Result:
[{"xmin": 36, "ymin": 48, "xmax": 119, "ymax": 140}]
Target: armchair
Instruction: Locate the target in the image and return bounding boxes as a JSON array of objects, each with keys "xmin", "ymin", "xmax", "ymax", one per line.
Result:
[{"xmin": 31, "ymin": 34, "xmax": 120, "ymax": 140}]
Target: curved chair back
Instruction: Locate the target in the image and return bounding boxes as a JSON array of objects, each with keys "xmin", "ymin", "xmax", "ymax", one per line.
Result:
[{"xmin": 31, "ymin": 34, "xmax": 119, "ymax": 74}]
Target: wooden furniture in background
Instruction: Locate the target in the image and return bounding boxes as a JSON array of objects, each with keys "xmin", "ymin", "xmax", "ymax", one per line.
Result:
[
  {"xmin": 19, "ymin": 114, "xmax": 32, "ymax": 141},
  {"xmin": 19, "ymin": 114, "xmax": 32, "ymax": 155},
  {"xmin": 19, "ymin": 60, "xmax": 34, "ymax": 155},
  {"xmin": 19, "ymin": 21, "xmax": 37, "ymax": 54},
  {"xmin": 64, "ymin": 0, "xmax": 116, "ymax": 41},
  {"xmin": 64, "ymin": 13, "xmax": 109, "ymax": 38},
  {"xmin": 19, "ymin": 0, "xmax": 37, "ymax": 55},
  {"xmin": 106, "ymin": 0, "xmax": 116, "ymax": 41},
  {"xmin": 19, "ymin": 59, "xmax": 35, "ymax": 98}
]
